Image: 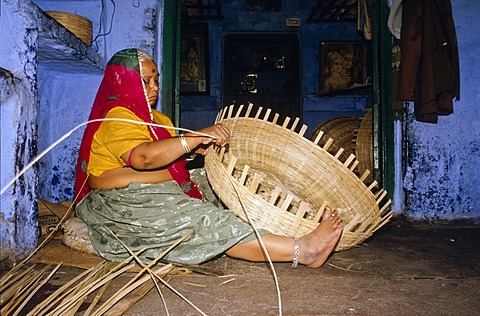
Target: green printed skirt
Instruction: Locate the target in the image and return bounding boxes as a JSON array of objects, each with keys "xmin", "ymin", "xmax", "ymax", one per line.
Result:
[{"xmin": 76, "ymin": 169, "xmax": 266, "ymax": 265}]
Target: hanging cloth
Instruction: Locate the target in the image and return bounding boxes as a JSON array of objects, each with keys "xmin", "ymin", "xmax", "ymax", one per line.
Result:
[{"xmin": 397, "ymin": 0, "xmax": 460, "ymax": 123}]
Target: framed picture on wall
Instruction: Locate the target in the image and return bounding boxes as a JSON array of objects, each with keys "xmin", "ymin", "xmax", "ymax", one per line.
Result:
[
  {"xmin": 319, "ymin": 41, "xmax": 366, "ymax": 95},
  {"xmin": 180, "ymin": 24, "xmax": 209, "ymax": 95}
]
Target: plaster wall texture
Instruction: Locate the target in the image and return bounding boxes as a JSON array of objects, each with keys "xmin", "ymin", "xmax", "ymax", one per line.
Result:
[
  {"xmin": 0, "ymin": 0, "xmax": 41, "ymax": 263},
  {"xmin": 98, "ymin": 0, "xmax": 158, "ymax": 60},
  {"xmin": 36, "ymin": 66, "xmax": 102, "ymax": 202},
  {"xmin": 405, "ymin": 0, "xmax": 480, "ymax": 220}
]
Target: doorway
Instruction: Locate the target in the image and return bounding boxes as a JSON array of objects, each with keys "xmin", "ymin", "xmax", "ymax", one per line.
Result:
[{"xmin": 223, "ymin": 33, "xmax": 301, "ymax": 121}]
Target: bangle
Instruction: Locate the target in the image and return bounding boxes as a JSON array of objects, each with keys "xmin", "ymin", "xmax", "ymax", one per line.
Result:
[
  {"xmin": 179, "ymin": 134, "xmax": 191, "ymax": 154},
  {"xmin": 291, "ymin": 237, "xmax": 300, "ymax": 268}
]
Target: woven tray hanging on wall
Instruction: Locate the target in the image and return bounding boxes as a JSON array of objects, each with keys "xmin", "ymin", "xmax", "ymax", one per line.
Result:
[
  {"xmin": 204, "ymin": 104, "xmax": 392, "ymax": 251},
  {"xmin": 309, "ymin": 115, "xmax": 362, "ymax": 163}
]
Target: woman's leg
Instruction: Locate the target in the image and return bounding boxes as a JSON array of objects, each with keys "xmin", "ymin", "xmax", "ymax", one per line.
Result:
[{"xmin": 225, "ymin": 206, "xmax": 343, "ymax": 268}]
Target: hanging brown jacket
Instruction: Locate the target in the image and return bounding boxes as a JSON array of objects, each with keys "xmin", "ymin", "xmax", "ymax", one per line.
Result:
[{"xmin": 397, "ymin": 0, "xmax": 460, "ymax": 123}]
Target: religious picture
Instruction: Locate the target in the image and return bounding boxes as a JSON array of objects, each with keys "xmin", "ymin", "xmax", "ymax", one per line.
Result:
[
  {"xmin": 180, "ymin": 24, "xmax": 209, "ymax": 95},
  {"xmin": 319, "ymin": 41, "xmax": 366, "ymax": 94}
]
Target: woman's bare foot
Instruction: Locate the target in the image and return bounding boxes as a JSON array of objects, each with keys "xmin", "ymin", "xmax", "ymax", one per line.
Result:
[{"xmin": 298, "ymin": 206, "xmax": 344, "ymax": 268}]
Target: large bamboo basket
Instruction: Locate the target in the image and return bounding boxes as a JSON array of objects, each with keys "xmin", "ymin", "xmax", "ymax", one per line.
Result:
[
  {"xmin": 204, "ymin": 104, "xmax": 392, "ymax": 251},
  {"xmin": 46, "ymin": 11, "xmax": 93, "ymax": 46}
]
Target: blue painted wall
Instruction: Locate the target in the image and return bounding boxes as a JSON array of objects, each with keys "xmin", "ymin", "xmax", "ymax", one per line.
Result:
[{"xmin": 404, "ymin": 0, "xmax": 480, "ymax": 220}]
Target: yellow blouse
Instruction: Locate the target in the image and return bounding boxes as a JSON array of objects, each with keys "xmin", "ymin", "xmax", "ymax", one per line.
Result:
[{"xmin": 87, "ymin": 107, "xmax": 175, "ymax": 177}]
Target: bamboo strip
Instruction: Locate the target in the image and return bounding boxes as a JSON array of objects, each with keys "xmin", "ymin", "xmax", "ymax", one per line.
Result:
[
  {"xmin": 314, "ymin": 201, "xmax": 329, "ymax": 222},
  {"xmin": 93, "ymin": 231, "xmax": 198, "ymax": 316},
  {"xmin": 239, "ymin": 165, "xmax": 250, "ymax": 185},
  {"xmin": 379, "ymin": 199, "xmax": 393, "ymax": 214},
  {"xmin": 372, "ymin": 210, "xmax": 394, "ymax": 233},
  {"xmin": 334, "ymin": 148, "xmax": 345, "ymax": 159},
  {"xmin": 254, "ymin": 107, "xmax": 263, "ymax": 119},
  {"xmin": 296, "ymin": 202, "xmax": 309, "ymax": 218},
  {"xmin": 343, "ymin": 213, "xmax": 362, "ymax": 232},
  {"xmin": 26, "ymin": 262, "xmax": 106, "ymax": 315},
  {"xmin": 344, "ymin": 154, "xmax": 355, "ymax": 168},
  {"xmin": 376, "ymin": 190, "xmax": 388, "ymax": 204},
  {"xmin": 367, "ymin": 180, "xmax": 378, "ymax": 191},
  {"xmin": 227, "ymin": 104, "xmax": 234, "ymax": 119},
  {"xmin": 357, "ymin": 217, "xmax": 373, "ymax": 233},
  {"xmin": 375, "ymin": 188, "xmax": 384, "ymax": 199},
  {"xmin": 269, "ymin": 186, "xmax": 282, "ymax": 205},
  {"xmin": 1, "ymin": 266, "xmax": 46, "ymax": 306},
  {"xmin": 360, "ymin": 169, "xmax": 371, "ymax": 182},
  {"xmin": 248, "ymin": 173, "xmax": 262, "ymax": 194},
  {"xmin": 349, "ymin": 160, "xmax": 359, "ymax": 172},
  {"xmin": 102, "ymin": 269, "xmax": 159, "ymax": 316},
  {"xmin": 290, "ymin": 117, "xmax": 299, "ymax": 131},
  {"xmin": 245, "ymin": 103, "xmax": 254, "ymax": 117},
  {"xmin": 1, "ymin": 265, "xmax": 49, "ymax": 315},
  {"xmin": 64, "ymin": 264, "xmax": 107, "ymax": 316},
  {"xmin": 323, "ymin": 138, "xmax": 333, "ymax": 151},
  {"xmin": 96, "ymin": 266, "xmax": 171, "ymax": 316},
  {"xmin": 83, "ymin": 277, "xmax": 113, "ymax": 316},
  {"xmin": 49, "ymin": 264, "xmax": 136, "ymax": 316},
  {"xmin": 263, "ymin": 108, "xmax": 271, "ymax": 121},
  {"xmin": 226, "ymin": 155, "xmax": 237, "ymax": 175},
  {"xmin": 279, "ymin": 194, "xmax": 294, "ymax": 213},
  {"xmin": 299, "ymin": 124, "xmax": 308, "ymax": 137},
  {"xmin": 11, "ymin": 263, "xmax": 62, "ymax": 316},
  {"xmin": 313, "ymin": 130, "xmax": 324, "ymax": 145},
  {"xmin": 218, "ymin": 146, "xmax": 226, "ymax": 162},
  {"xmin": 282, "ymin": 117, "xmax": 291, "ymax": 128},
  {"xmin": 272, "ymin": 113, "xmax": 279, "ymax": 125},
  {"xmin": 0, "ymin": 264, "xmax": 36, "ymax": 295},
  {"xmin": 234, "ymin": 104, "xmax": 244, "ymax": 118}
]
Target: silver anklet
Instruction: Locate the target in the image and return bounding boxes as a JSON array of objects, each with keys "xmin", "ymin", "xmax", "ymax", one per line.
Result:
[{"xmin": 291, "ymin": 237, "xmax": 300, "ymax": 268}]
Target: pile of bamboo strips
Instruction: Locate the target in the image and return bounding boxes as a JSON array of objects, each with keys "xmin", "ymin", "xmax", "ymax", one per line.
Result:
[{"xmin": 0, "ymin": 231, "xmax": 206, "ymax": 315}]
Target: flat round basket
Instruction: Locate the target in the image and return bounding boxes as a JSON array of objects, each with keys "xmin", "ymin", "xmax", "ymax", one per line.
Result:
[
  {"xmin": 46, "ymin": 11, "xmax": 93, "ymax": 46},
  {"xmin": 204, "ymin": 104, "xmax": 392, "ymax": 251},
  {"xmin": 309, "ymin": 115, "xmax": 361, "ymax": 162}
]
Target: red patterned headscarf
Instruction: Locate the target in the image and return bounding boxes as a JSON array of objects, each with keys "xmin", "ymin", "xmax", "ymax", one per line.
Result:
[{"xmin": 74, "ymin": 48, "xmax": 202, "ymax": 202}]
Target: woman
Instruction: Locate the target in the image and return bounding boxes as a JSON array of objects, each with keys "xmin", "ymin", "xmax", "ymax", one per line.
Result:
[{"xmin": 74, "ymin": 48, "xmax": 343, "ymax": 268}]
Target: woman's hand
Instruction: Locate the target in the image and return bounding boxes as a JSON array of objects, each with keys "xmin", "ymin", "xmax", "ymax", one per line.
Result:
[{"xmin": 189, "ymin": 123, "xmax": 230, "ymax": 148}]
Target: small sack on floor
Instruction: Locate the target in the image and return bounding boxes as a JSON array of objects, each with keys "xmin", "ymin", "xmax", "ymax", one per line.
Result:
[{"xmin": 62, "ymin": 217, "xmax": 100, "ymax": 256}]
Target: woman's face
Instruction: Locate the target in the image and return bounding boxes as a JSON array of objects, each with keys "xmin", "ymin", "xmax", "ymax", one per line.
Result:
[{"xmin": 141, "ymin": 59, "xmax": 160, "ymax": 106}]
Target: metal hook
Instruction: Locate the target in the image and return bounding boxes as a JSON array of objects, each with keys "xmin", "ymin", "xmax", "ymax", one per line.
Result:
[{"xmin": 133, "ymin": 0, "xmax": 140, "ymax": 8}]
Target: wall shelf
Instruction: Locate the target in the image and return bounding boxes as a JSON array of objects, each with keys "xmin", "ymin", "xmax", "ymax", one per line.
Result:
[
  {"xmin": 33, "ymin": 3, "xmax": 104, "ymax": 72},
  {"xmin": 308, "ymin": 0, "xmax": 358, "ymax": 23}
]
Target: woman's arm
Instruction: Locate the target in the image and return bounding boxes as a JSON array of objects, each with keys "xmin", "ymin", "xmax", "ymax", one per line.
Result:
[{"xmin": 122, "ymin": 123, "xmax": 230, "ymax": 170}]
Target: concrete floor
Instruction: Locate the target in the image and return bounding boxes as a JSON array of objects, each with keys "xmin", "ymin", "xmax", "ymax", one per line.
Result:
[{"xmin": 5, "ymin": 217, "xmax": 480, "ymax": 315}]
